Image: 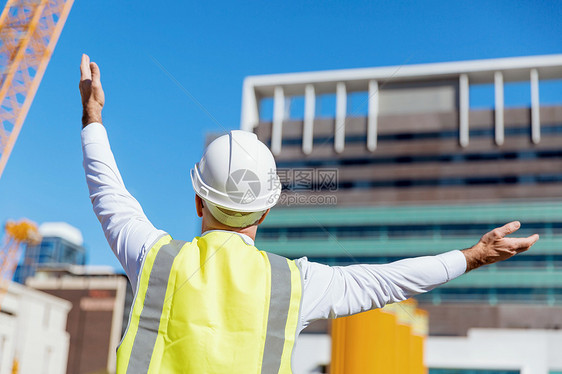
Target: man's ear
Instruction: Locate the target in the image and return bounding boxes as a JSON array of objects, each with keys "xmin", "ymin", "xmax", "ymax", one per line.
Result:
[
  {"xmin": 195, "ymin": 195, "xmax": 204, "ymax": 217},
  {"xmin": 257, "ymin": 209, "xmax": 270, "ymax": 225}
]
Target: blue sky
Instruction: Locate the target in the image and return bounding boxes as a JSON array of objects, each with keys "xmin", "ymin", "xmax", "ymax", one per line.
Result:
[{"xmin": 1, "ymin": 0, "xmax": 561, "ymax": 271}]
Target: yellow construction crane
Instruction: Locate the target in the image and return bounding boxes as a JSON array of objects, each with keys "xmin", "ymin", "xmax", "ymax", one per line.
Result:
[
  {"xmin": 0, "ymin": 218, "xmax": 41, "ymax": 309},
  {"xmin": 0, "ymin": 0, "xmax": 74, "ymax": 180}
]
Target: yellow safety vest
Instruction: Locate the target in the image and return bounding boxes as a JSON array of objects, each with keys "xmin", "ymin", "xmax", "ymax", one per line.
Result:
[{"xmin": 117, "ymin": 231, "xmax": 303, "ymax": 373}]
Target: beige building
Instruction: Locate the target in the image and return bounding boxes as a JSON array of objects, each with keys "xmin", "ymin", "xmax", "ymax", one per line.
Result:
[{"xmin": 0, "ymin": 281, "xmax": 71, "ymax": 374}]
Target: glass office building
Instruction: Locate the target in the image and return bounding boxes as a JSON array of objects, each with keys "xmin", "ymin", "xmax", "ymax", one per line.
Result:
[{"xmin": 14, "ymin": 222, "xmax": 86, "ymax": 284}]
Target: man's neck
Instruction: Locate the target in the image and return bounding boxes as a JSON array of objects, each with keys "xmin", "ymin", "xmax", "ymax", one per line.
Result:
[
  {"xmin": 201, "ymin": 223, "xmax": 258, "ymax": 241},
  {"xmin": 200, "ymin": 229, "xmax": 255, "ymax": 246}
]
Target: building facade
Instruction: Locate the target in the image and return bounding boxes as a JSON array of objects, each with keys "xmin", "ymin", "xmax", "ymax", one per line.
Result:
[
  {"xmin": 240, "ymin": 55, "xmax": 562, "ymax": 373},
  {"xmin": 27, "ymin": 268, "xmax": 129, "ymax": 374},
  {"xmin": 0, "ymin": 281, "xmax": 71, "ymax": 374}
]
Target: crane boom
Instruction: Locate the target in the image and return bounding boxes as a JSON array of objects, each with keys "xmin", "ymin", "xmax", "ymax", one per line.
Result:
[{"xmin": 0, "ymin": 0, "xmax": 74, "ymax": 179}]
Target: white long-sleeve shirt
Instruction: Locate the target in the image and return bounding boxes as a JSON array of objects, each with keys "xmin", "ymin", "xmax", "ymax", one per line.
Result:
[{"xmin": 82, "ymin": 122, "xmax": 467, "ymax": 335}]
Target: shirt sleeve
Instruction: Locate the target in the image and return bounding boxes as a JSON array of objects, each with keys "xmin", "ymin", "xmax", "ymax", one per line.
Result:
[
  {"xmin": 81, "ymin": 123, "xmax": 167, "ymax": 290},
  {"xmin": 295, "ymin": 250, "xmax": 466, "ymax": 332}
]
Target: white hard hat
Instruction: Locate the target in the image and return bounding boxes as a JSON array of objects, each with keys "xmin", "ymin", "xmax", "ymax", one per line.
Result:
[{"xmin": 190, "ymin": 130, "xmax": 281, "ymax": 227}]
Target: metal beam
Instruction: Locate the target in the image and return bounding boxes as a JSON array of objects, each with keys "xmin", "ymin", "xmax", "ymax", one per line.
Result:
[
  {"xmin": 271, "ymin": 86, "xmax": 284, "ymax": 155},
  {"xmin": 240, "ymin": 79, "xmax": 259, "ymax": 132},
  {"xmin": 367, "ymin": 80, "xmax": 379, "ymax": 151},
  {"xmin": 531, "ymin": 68, "xmax": 541, "ymax": 144},
  {"xmin": 303, "ymin": 84, "xmax": 315, "ymax": 154},
  {"xmin": 459, "ymin": 74, "xmax": 469, "ymax": 147},
  {"xmin": 242, "ymin": 54, "xmax": 562, "ymax": 97},
  {"xmin": 494, "ymin": 71, "xmax": 504, "ymax": 146},
  {"xmin": 335, "ymin": 82, "xmax": 347, "ymax": 153}
]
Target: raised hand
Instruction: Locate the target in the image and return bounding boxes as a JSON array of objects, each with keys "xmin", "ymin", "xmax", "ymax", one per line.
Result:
[
  {"xmin": 462, "ymin": 221, "xmax": 539, "ymax": 271},
  {"xmin": 79, "ymin": 54, "xmax": 105, "ymax": 127}
]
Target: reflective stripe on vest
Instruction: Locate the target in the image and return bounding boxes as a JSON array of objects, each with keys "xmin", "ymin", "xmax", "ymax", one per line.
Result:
[
  {"xmin": 117, "ymin": 232, "xmax": 302, "ymax": 373},
  {"xmin": 127, "ymin": 239, "xmax": 184, "ymax": 373},
  {"xmin": 262, "ymin": 252, "xmax": 292, "ymax": 373}
]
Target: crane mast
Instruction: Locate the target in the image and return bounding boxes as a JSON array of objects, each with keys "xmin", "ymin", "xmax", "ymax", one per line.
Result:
[
  {"xmin": 0, "ymin": 0, "xmax": 74, "ymax": 179},
  {"xmin": 0, "ymin": 218, "xmax": 41, "ymax": 309}
]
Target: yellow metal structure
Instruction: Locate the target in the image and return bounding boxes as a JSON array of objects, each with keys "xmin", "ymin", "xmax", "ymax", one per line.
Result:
[
  {"xmin": 331, "ymin": 299, "xmax": 428, "ymax": 374},
  {"xmin": 0, "ymin": 0, "xmax": 74, "ymax": 179},
  {"xmin": 0, "ymin": 218, "xmax": 41, "ymax": 308}
]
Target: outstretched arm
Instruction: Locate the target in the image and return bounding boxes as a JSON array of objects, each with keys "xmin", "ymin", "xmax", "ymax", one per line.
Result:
[
  {"xmin": 297, "ymin": 222, "xmax": 538, "ymax": 331},
  {"xmin": 79, "ymin": 54, "xmax": 166, "ymax": 290}
]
